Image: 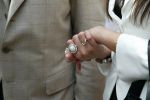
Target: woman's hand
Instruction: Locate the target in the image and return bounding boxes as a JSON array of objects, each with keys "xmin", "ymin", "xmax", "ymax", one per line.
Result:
[
  {"xmin": 65, "ymin": 26, "xmax": 121, "ymax": 62},
  {"xmin": 87, "ymin": 26, "xmax": 121, "ymax": 52},
  {"xmin": 65, "ymin": 31, "xmax": 111, "ymax": 61}
]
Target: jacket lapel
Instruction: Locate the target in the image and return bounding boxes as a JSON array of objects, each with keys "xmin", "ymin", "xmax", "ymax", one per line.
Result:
[
  {"xmin": 109, "ymin": 0, "xmax": 120, "ymax": 22},
  {"xmin": 109, "ymin": 0, "xmax": 131, "ymax": 23},
  {"xmin": 5, "ymin": 0, "xmax": 25, "ymax": 29}
]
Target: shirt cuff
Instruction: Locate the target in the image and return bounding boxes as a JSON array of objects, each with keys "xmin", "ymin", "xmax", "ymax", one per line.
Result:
[{"xmin": 116, "ymin": 34, "xmax": 149, "ymax": 81}]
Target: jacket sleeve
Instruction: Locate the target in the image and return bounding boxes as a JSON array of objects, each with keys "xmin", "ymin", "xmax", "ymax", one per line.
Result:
[
  {"xmin": 70, "ymin": 0, "xmax": 105, "ymax": 35},
  {"xmin": 116, "ymin": 34, "xmax": 149, "ymax": 81}
]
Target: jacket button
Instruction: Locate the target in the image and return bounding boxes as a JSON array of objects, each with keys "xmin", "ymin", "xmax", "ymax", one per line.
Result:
[{"xmin": 1, "ymin": 46, "xmax": 12, "ymax": 54}]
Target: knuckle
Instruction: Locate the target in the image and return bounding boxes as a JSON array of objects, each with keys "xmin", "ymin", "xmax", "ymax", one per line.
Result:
[
  {"xmin": 73, "ymin": 35, "xmax": 77, "ymax": 39},
  {"xmin": 86, "ymin": 36, "xmax": 92, "ymax": 41},
  {"xmin": 72, "ymin": 36, "xmax": 75, "ymax": 40},
  {"xmin": 79, "ymin": 32, "xmax": 84, "ymax": 36}
]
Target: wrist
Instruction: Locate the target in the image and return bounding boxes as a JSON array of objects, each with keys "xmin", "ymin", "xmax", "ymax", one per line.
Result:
[
  {"xmin": 92, "ymin": 27, "xmax": 110, "ymax": 44},
  {"xmin": 101, "ymin": 30, "xmax": 120, "ymax": 52}
]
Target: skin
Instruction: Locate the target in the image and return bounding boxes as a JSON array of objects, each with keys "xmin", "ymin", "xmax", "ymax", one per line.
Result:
[{"xmin": 65, "ymin": 26, "xmax": 120, "ymax": 62}]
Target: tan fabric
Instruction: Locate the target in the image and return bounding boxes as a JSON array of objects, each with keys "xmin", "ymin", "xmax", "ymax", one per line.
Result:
[
  {"xmin": 0, "ymin": 0, "xmax": 3, "ymax": 79},
  {"xmin": 0, "ymin": 0, "xmax": 105, "ymax": 100},
  {"xmin": 0, "ymin": 0, "xmax": 6, "ymax": 80},
  {"xmin": 75, "ymin": 61, "xmax": 105, "ymax": 100}
]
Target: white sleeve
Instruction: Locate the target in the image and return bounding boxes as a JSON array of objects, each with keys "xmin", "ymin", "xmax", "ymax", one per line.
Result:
[{"xmin": 116, "ymin": 34, "xmax": 149, "ymax": 81}]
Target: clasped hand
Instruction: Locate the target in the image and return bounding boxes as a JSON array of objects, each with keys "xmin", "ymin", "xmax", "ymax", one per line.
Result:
[{"xmin": 65, "ymin": 26, "xmax": 120, "ymax": 62}]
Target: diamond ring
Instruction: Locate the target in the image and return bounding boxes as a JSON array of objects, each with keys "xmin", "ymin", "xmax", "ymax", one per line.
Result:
[{"xmin": 65, "ymin": 44, "xmax": 78, "ymax": 54}]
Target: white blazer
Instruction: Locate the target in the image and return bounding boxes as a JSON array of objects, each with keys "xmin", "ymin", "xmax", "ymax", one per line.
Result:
[{"xmin": 98, "ymin": 0, "xmax": 150, "ymax": 99}]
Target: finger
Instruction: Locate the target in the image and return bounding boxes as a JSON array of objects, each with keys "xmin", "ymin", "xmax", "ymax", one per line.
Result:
[
  {"xmin": 72, "ymin": 35, "xmax": 83, "ymax": 59},
  {"xmin": 85, "ymin": 31, "xmax": 98, "ymax": 48},
  {"xmin": 72, "ymin": 35, "xmax": 82, "ymax": 47},
  {"xmin": 78, "ymin": 32, "xmax": 87, "ymax": 46},
  {"xmin": 67, "ymin": 39, "xmax": 74, "ymax": 45},
  {"xmin": 78, "ymin": 32, "xmax": 93, "ymax": 56},
  {"xmin": 73, "ymin": 33, "xmax": 94, "ymax": 60},
  {"xmin": 65, "ymin": 53, "xmax": 76, "ymax": 62}
]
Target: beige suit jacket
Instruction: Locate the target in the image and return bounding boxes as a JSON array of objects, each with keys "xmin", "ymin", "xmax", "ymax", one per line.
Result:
[
  {"xmin": 0, "ymin": 0, "xmax": 105, "ymax": 100},
  {"xmin": 0, "ymin": 0, "xmax": 6, "ymax": 81}
]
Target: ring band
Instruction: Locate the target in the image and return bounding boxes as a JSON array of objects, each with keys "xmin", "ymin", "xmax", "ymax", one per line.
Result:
[{"xmin": 81, "ymin": 39, "xmax": 87, "ymax": 46}]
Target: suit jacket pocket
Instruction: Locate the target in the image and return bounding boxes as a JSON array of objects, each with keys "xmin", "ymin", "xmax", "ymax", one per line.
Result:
[{"xmin": 45, "ymin": 66, "xmax": 75, "ymax": 95}]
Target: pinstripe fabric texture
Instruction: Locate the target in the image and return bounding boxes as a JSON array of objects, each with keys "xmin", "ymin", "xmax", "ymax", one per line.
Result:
[{"xmin": 0, "ymin": 0, "xmax": 105, "ymax": 100}]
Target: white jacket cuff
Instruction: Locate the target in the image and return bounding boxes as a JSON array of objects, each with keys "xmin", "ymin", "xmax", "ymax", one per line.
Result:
[{"xmin": 116, "ymin": 34, "xmax": 149, "ymax": 81}]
